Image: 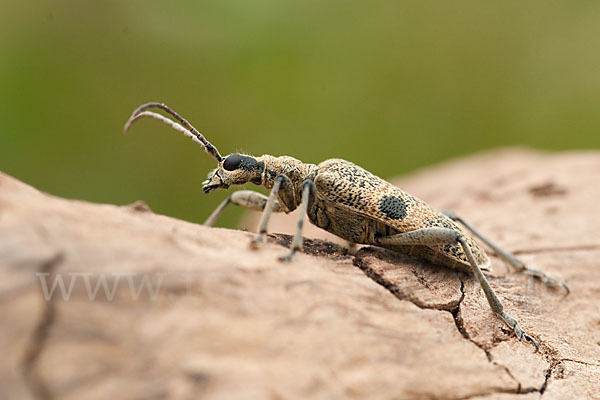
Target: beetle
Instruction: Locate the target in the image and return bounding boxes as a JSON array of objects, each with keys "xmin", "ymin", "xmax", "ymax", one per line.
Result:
[{"xmin": 124, "ymin": 102, "xmax": 568, "ymax": 348}]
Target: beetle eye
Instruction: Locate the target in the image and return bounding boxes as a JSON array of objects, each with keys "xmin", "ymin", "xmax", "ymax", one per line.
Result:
[{"xmin": 223, "ymin": 153, "xmax": 243, "ymax": 171}]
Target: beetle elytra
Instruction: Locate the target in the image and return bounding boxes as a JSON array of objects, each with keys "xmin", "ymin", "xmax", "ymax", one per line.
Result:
[{"xmin": 125, "ymin": 102, "xmax": 569, "ymax": 349}]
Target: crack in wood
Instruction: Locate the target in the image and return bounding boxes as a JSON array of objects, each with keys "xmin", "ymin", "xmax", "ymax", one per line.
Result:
[
  {"xmin": 539, "ymin": 362, "xmax": 556, "ymax": 395},
  {"xmin": 353, "ymin": 254, "xmax": 525, "ymax": 395},
  {"xmin": 21, "ymin": 253, "xmax": 64, "ymax": 400},
  {"xmin": 266, "ymin": 235, "xmax": 595, "ymax": 398},
  {"xmin": 561, "ymin": 359, "xmax": 600, "ymax": 367}
]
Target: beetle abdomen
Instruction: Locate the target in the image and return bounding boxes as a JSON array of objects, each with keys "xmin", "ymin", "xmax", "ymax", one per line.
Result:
[{"xmin": 313, "ymin": 159, "xmax": 490, "ymax": 269}]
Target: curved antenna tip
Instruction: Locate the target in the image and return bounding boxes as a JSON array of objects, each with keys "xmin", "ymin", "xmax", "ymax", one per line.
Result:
[
  {"xmin": 123, "ymin": 102, "xmax": 163, "ymax": 134},
  {"xmin": 122, "ymin": 104, "xmax": 223, "ymax": 163}
]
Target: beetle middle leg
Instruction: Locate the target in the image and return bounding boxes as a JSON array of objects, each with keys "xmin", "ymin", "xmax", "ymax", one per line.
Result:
[
  {"xmin": 377, "ymin": 227, "xmax": 539, "ymax": 348},
  {"xmin": 444, "ymin": 211, "xmax": 569, "ymax": 294}
]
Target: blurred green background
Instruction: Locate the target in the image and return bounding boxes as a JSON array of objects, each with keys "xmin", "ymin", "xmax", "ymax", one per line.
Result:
[{"xmin": 2, "ymin": 1, "xmax": 599, "ymax": 227}]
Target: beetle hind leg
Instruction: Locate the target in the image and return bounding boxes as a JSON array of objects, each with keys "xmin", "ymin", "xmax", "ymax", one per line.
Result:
[
  {"xmin": 377, "ymin": 227, "xmax": 539, "ymax": 348},
  {"xmin": 444, "ymin": 211, "xmax": 569, "ymax": 294},
  {"xmin": 346, "ymin": 241, "xmax": 358, "ymax": 256}
]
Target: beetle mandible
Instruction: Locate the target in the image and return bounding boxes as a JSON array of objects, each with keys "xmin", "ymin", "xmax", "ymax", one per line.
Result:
[{"xmin": 124, "ymin": 102, "xmax": 569, "ymax": 349}]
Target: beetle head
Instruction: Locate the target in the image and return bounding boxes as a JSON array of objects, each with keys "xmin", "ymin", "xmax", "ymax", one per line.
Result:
[
  {"xmin": 203, "ymin": 153, "xmax": 264, "ymax": 193},
  {"xmin": 124, "ymin": 103, "xmax": 268, "ymax": 193}
]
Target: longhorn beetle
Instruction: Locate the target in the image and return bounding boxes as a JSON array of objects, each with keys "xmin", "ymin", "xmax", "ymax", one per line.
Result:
[{"xmin": 125, "ymin": 102, "xmax": 569, "ymax": 348}]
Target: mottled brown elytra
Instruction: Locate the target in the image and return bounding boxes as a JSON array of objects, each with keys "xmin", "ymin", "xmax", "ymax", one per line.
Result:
[{"xmin": 125, "ymin": 102, "xmax": 569, "ymax": 349}]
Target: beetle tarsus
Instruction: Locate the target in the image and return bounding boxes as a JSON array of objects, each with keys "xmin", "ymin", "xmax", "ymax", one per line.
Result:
[
  {"xmin": 250, "ymin": 234, "xmax": 265, "ymax": 249},
  {"xmin": 278, "ymin": 248, "xmax": 297, "ymax": 262}
]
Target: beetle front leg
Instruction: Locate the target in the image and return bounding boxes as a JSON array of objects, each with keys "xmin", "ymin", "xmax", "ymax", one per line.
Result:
[
  {"xmin": 203, "ymin": 190, "xmax": 283, "ymax": 227},
  {"xmin": 377, "ymin": 227, "xmax": 539, "ymax": 349},
  {"xmin": 251, "ymin": 174, "xmax": 296, "ymax": 249}
]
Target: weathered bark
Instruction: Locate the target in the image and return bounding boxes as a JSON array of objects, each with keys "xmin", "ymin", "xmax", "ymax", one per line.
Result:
[{"xmin": 1, "ymin": 148, "xmax": 599, "ymax": 399}]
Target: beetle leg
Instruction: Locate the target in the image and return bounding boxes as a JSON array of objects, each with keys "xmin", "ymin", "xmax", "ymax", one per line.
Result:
[
  {"xmin": 377, "ymin": 227, "xmax": 539, "ymax": 349},
  {"xmin": 346, "ymin": 241, "xmax": 358, "ymax": 256},
  {"xmin": 251, "ymin": 174, "xmax": 295, "ymax": 248},
  {"xmin": 276, "ymin": 174, "xmax": 297, "ymax": 212},
  {"xmin": 444, "ymin": 211, "xmax": 569, "ymax": 294},
  {"xmin": 203, "ymin": 190, "xmax": 283, "ymax": 227},
  {"xmin": 279, "ymin": 181, "xmax": 315, "ymax": 262}
]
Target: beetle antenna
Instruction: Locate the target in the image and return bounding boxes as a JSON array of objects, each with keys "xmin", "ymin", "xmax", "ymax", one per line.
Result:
[{"xmin": 124, "ymin": 103, "xmax": 223, "ymax": 162}]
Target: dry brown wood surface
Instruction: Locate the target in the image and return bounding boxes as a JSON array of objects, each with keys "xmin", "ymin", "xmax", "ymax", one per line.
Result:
[{"xmin": 1, "ymin": 148, "xmax": 599, "ymax": 400}]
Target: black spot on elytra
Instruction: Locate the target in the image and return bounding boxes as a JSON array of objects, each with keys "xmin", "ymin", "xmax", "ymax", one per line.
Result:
[{"xmin": 378, "ymin": 196, "xmax": 407, "ymax": 221}]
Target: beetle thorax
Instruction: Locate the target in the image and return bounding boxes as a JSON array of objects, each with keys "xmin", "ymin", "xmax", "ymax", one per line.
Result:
[{"xmin": 259, "ymin": 155, "xmax": 317, "ymax": 191}]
